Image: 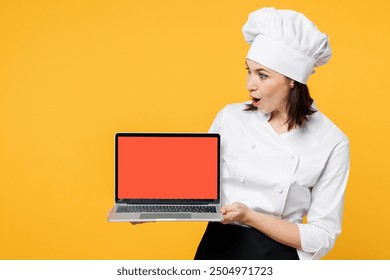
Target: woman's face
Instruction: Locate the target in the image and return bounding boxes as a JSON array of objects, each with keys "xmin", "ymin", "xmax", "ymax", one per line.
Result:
[{"xmin": 246, "ymin": 59, "xmax": 294, "ymax": 116}]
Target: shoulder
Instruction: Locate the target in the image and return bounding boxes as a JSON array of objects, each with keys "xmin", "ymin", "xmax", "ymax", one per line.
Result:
[
  {"xmin": 209, "ymin": 101, "xmax": 255, "ymax": 134},
  {"xmin": 219, "ymin": 101, "xmax": 250, "ymax": 113},
  {"xmin": 304, "ymin": 107, "xmax": 349, "ymax": 146},
  {"xmin": 208, "ymin": 101, "xmax": 251, "ymax": 133},
  {"xmin": 216, "ymin": 101, "xmax": 252, "ymax": 120}
]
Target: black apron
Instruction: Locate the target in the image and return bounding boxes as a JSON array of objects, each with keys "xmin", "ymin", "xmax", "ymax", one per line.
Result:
[{"xmin": 194, "ymin": 222, "xmax": 299, "ymax": 260}]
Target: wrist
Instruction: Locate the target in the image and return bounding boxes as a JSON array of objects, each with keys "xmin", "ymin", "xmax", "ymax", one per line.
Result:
[
  {"xmin": 242, "ymin": 208, "xmax": 255, "ymax": 225},
  {"xmin": 243, "ymin": 208, "xmax": 268, "ymax": 228}
]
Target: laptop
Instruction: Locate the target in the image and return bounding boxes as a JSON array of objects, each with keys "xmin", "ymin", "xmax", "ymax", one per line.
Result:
[{"xmin": 107, "ymin": 132, "xmax": 223, "ymax": 222}]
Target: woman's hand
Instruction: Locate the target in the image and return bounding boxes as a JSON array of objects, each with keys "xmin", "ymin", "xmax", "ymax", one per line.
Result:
[{"xmin": 221, "ymin": 202, "xmax": 251, "ymax": 224}]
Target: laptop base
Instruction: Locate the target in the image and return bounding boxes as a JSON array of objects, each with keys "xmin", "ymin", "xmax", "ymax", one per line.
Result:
[{"xmin": 107, "ymin": 205, "xmax": 223, "ymax": 222}]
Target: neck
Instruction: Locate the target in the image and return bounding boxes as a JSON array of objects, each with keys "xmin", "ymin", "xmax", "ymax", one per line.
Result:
[{"xmin": 270, "ymin": 110, "xmax": 288, "ymax": 124}]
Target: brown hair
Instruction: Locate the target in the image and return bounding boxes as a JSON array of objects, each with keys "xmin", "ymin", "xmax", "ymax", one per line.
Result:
[{"xmin": 244, "ymin": 81, "xmax": 316, "ymax": 131}]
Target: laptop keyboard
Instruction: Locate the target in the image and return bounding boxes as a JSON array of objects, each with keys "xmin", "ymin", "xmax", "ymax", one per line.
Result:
[{"xmin": 116, "ymin": 205, "xmax": 217, "ymax": 213}]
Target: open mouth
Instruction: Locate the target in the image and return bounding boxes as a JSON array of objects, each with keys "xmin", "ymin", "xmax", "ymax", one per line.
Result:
[
  {"xmin": 250, "ymin": 96, "xmax": 262, "ymax": 107},
  {"xmin": 251, "ymin": 97, "xmax": 261, "ymax": 103}
]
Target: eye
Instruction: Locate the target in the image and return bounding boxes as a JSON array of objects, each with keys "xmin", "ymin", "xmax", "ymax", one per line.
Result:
[
  {"xmin": 245, "ymin": 67, "xmax": 251, "ymax": 74},
  {"xmin": 259, "ymin": 73, "xmax": 268, "ymax": 79}
]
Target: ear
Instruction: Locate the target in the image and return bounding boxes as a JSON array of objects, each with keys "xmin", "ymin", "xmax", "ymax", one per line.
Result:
[{"xmin": 290, "ymin": 80, "xmax": 295, "ymax": 88}]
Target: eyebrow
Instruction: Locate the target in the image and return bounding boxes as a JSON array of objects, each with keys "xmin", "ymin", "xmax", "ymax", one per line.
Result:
[{"xmin": 245, "ymin": 61, "xmax": 269, "ymax": 73}]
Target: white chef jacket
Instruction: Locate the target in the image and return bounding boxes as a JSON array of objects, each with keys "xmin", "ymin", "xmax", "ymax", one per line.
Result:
[{"xmin": 209, "ymin": 102, "xmax": 350, "ymax": 260}]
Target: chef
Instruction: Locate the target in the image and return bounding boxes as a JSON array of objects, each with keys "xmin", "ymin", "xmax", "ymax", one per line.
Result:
[{"xmin": 195, "ymin": 7, "xmax": 350, "ymax": 260}]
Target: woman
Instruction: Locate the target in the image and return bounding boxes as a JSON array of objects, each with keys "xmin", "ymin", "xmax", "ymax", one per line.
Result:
[{"xmin": 194, "ymin": 7, "xmax": 350, "ymax": 260}]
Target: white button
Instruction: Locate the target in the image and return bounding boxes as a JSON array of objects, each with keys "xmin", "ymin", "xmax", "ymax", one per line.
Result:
[
  {"xmin": 239, "ymin": 176, "xmax": 245, "ymax": 183},
  {"xmin": 251, "ymin": 144, "xmax": 256, "ymax": 149},
  {"xmin": 278, "ymin": 188, "xmax": 284, "ymax": 194},
  {"xmin": 289, "ymin": 154, "xmax": 295, "ymax": 159}
]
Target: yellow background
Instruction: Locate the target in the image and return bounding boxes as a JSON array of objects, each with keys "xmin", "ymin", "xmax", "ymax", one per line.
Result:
[{"xmin": 1, "ymin": 0, "xmax": 389, "ymax": 259}]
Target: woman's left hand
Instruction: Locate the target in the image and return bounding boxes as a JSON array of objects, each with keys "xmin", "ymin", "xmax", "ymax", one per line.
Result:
[{"xmin": 221, "ymin": 202, "xmax": 251, "ymax": 224}]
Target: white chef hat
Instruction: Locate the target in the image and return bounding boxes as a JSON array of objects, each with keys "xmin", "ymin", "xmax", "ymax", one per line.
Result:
[{"xmin": 242, "ymin": 7, "xmax": 332, "ymax": 84}]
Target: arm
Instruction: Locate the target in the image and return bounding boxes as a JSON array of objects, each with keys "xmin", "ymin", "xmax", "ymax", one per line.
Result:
[
  {"xmin": 297, "ymin": 139, "xmax": 350, "ymax": 259},
  {"xmin": 222, "ymin": 203, "xmax": 301, "ymax": 249}
]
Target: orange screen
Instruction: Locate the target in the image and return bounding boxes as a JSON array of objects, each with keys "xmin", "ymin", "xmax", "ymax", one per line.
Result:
[{"xmin": 117, "ymin": 136, "xmax": 218, "ymax": 199}]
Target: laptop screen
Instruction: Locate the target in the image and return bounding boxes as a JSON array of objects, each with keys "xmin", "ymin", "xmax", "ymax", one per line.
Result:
[{"xmin": 115, "ymin": 133, "xmax": 220, "ymax": 201}]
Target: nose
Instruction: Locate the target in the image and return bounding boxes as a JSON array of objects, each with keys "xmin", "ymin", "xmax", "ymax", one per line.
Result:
[{"xmin": 246, "ymin": 74, "xmax": 258, "ymax": 92}]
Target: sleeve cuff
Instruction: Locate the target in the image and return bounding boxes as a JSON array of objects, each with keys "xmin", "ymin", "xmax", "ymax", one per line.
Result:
[{"xmin": 297, "ymin": 223, "xmax": 331, "ymax": 260}]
